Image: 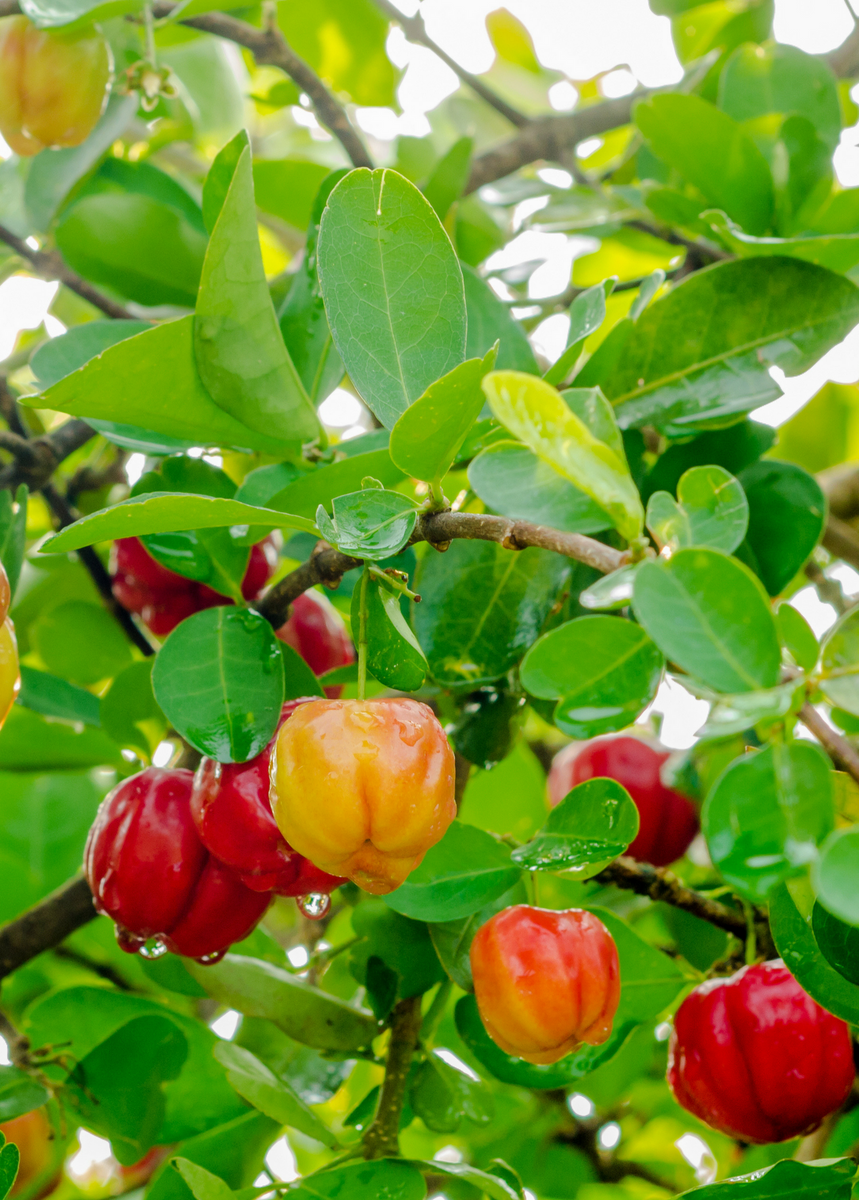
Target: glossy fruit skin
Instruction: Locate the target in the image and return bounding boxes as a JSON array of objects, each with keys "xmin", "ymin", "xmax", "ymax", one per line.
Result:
[
  {"xmin": 0, "ymin": 617, "xmax": 20, "ymax": 731},
  {"xmin": 275, "ymin": 591, "xmax": 355, "ymax": 698},
  {"xmin": 0, "ymin": 16, "xmax": 110, "ymax": 156},
  {"xmin": 548, "ymin": 735, "xmax": 698, "ymax": 867},
  {"xmin": 84, "ymin": 767, "xmax": 271, "ymax": 961},
  {"xmin": 111, "ymin": 537, "xmax": 276, "ymax": 638},
  {"xmin": 668, "ymin": 960, "xmax": 855, "ymax": 1143},
  {"xmin": 270, "ymin": 698, "xmax": 456, "ymax": 895},
  {"xmin": 470, "ymin": 906, "xmax": 620, "ymax": 1065},
  {"xmin": 0, "ymin": 1109, "xmax": 61, "ymax": 1199},
  {"xmin": 191, "ymin": 699, "xmax": 345, "ymax": 896}
]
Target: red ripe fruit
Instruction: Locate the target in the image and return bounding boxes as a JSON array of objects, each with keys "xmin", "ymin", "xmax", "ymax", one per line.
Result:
[
  {"xmin": 548, "ymin": 735, "xmax": 698, "ymax": 868},
  {"xmin": 84, "ymin": 767, "xmax": 271, "ymax": 961},
  {"xmin": 111, "ymin": 537, "xmax": 277, "ymax": 637},
  {"xmin": 275, "ymin": 591, "xmax": 355, "ymax": 698},
  {"xmin": 191, "ymin": 699, "xmax": 345, "ymax": 898},
  {"xmin": 470, "ymin": 906, "xmax": 620, "ymax": 1064},
  {"xmin": 668, "ymin": 960, "xmax": 855, "ymax": 1143}
]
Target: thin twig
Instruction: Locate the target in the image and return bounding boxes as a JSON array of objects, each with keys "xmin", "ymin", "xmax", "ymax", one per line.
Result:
[
  {"xmin": 0, "ymin": 417, "xmax": 97, "ymax": 492},
  {"xmin": 799, "ymin": 702, "xmax": 859, "ymax": 787},
  {"xmin": 372, "ymin": 0, "xmax": 528, "ymax": 128},
  {"xmin": 0, "ymin": 877, "xmax": 97, "ymax": 982},
  {"xmin": 823, "ymin": 514, "xmax": 859, "ymax": 572},
  {"xmin": 362, "ymin": 995, "xmax": 423, "ymax": 1159},
  {"xmin": 804, "ymin": 561, "xmax": 850, "ymax": 616},
  {"xmin": 0, "ymin": 223, "xmax": 133, "ymax": 320}
]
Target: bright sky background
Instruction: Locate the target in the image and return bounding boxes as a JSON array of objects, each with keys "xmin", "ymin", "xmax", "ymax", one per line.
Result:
[{"xmin": 2, "ymin": 0, "xmax": 858, "ymax": 751}]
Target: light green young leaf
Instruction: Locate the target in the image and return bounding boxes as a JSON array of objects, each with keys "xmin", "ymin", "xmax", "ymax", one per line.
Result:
[
  {"xmin": 317, "ymin": 168, "xmax": 466, "ymax": 428},
  {"xmin": 389, "ymin": 346, "xmax": 497, "ymax": 484},
  {"xmin": 468, "ymin": 442, "xmax": 609, "ymax": 535},
  {"xmin": 543, "ymin": 281, "xmax": 610, "ymax": 387},
  {"xmin": 212, "ymin": 1043, "xmax": 337, "ymax": 1148},
  {"xmin": 645, "ymin": 464, "xmax": 749, "ymax": 553},
  {"xmin": 39, "ymin": 492, "xmax": 316, "ymax": 555},
  {"xmin": 819, "ymin": 606, "xmax": 859, "ymax": 715},
  {"xmin": 22, "ymin": 317, "xmax": 299, "ymax": 456},
  {"xmin": 194, "ymin": 140, "xmax": 319, "ymax": 445},
  {"xmin": 704, "ymin": 210, "xmax": 859, "ymax": 275},
  {"xmin": 174, "ymin": 1159, "xmax": 234, "ymax": 1200},
  {"xmin": 482, "ymin": 371, "xmax": 643, "ymax": 541},
  {"xmin": 776, "ymin": 602, "xmax": 819, "ymax": 672}
]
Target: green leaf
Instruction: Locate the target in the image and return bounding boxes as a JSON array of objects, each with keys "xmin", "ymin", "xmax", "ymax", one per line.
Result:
[
  {"xmin": 389, "ymin": 348, "xmax": 497, "ymax": 484},
  {"xmin": 645, "ymin": 465, "xmax": 749, "ymax": 554},
  {"xmin": 429, "ymin": 881, "xmax": 528, "ymax": 991},
  {"xmin": 812, "ymin": 826, "xmax": 859, "ymax": 927},
  {"xmin": 66, "ymin": 1015, "xmax": 188, "ymax": 1164},
  {"xmin": 704, "ymin": 210, "xmax": 859, "ymax": 275},
  {"xmin": 317, "ymin": 168, "xmax": 466, "ymax": 429},
  {"xmin": 40, "ymin": 492, "xmax": 315, "ymax": 556},
  {"xmin": 316, "ymin": 488, "xmax": 417, "ymax": 561},
  {"xmin": 482, "ymin": 372, "xmax": 643, "ymax": 541},
  {"xmin": 174, "ymin": 1160, "xmax": 234, "ymax": 1200},
  {"xmin": 100, "ymin": 660, "xmax": 167, "ymax": 758},
  {"xmin": 351, "ymin": 573, "xmax": 426, "ymax": 691},
  {"xmin": 16, "ymin": 664, "xmax": 100, "ymax": 726},
  {"xmin": 253, "ymin": 159, "xmax": 331, "ymax": 231},
  {"xmin": 414, "ymin": 540, "xmax": 569, "ymax": 689},
  {"xmin": 739, "ymin": 459, "xmax": 825, "ymax": 595},
  {"xmin": 450, "ymin": 688, "xmax": 525, "ymax": 773},
  {"xmin": 695, "ymin": 680, "xmax": 800, "ymax": 739},
  {"xmin": 23, "ymin": 317, "xmax": 301, "ymax": 456},
  {"xmin": 520, "ymin": 615, "xmax": 663, "ymax": 739},
  {"xmin": 512, "ymin": 778, "xmax": 639, "ymax": 875},
  {"xmin": 350, "ymin": 898, "xmax": 445, "ymax": 1002},
  {"xmin": 212, "ymin": 1042, "xmax": 337, "ymax": 1148},
  {"xmin": 0, "ymin": 1144, "xmax": 18, "ymax": 1200},
  {"xmin": 777, "ymin": 602, "xmax": 819, "ymax": 672},
  {"xmin": 543, "ymin": 282, "xmax": 609, "ymax": 387},
  {"xmin": 293, "ymin": 1161, "xmax": 427, "ymax": 1200},
  {"xmin": 149, "ymin": 1112, "xmax": 278, "ymax": 1200},
  {"xmin": 152, "ymin": 607, "xmax": 283, "ymax": 763},
  {"xmin": 412, "ymin": 1159, "xmax": 518, "ymax": 1200},
  {"xmin": 31, "ymin": 599, "xmax": 132, "ymax": 685},
  {"xmin": 719, "ymin": 41, "xmax": 841, "ymax": 151},
  {"xmin": 56, "ymin": 193, "xmax": 206, "ymax": 308},
  {"xmin": 632, "ymin": 548, "xmax": 781, "ymax": 694},
  {"xmin": 811, "ymin": 901, "xmax": 859, "ymax": 987},
  {"xmin": 409, "ymin": 1048, "xmax": 494, "ymax": 1133},
  {"xmin": 820, "ymin": 606, "xmax": 859, "ymax": 714},
  {"xmin": 599, "ymin": 259, "xmax": 859, "ymax": 433},
  {"xmin": 635, "ymin": 93, "xmax": 774, "ymax": 235},
  {"xmin": 263, "ymin": 450, "xmax": 404, "ymax": 521},
  {"xmin": 184, "ymin": 955, "xmax": 378, "ymax": 1051},
  {"xmin": 704, "ymin": 741, "xmax": 834, "ymax": 901},
  {"xmin": 194, "ymin": 137, "xmax": 318, "ymax": 446},
  {"xmin": 384, "ymin": 821, "xmax": 521, "ymax": 922},
  {"xmin": 423, "ymin": 136, "xmax": 473, "ymax": 220},
  {"xmin": 0, "ymin": 709, "xmax": 122, "ymax": 772},
  {"xmin": 467, "ymin": 442, "xmax": 609, "ymax": 535},
  {"xmin": 278, "ymin": 169, "xmax": 348, "ymax": 404},
  {"xmin": 677, "ymin": 1156, "xmax": 855, "ymax": 1198},
  {"xmin": 462, "ymin": 264, "xmax": 538, "ymax": 374},
  {"xmin": 0, "ymin": 1068, "xmax": 49, "ymax": 1123},
  {"xmin": 0, "ymin": 485, "xmax": 26, "ymax": 600}
]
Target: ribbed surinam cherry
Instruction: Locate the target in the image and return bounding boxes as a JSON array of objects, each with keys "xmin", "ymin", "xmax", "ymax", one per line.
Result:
[
  {"xmin": 111, "ymin": 537, "xmax": 276, "ymax": 637},
  {"xmin": 85, "ymin": 767, "xmax": 271, "ymax": 961},
  {"xmin": 548, "ymin": 735, "xmax": 698, "ymax": 867},
  {"xmin": 0, "ymin": 16, "xmax": 111, "ymax": 156},
  {"xmin": 0, "ymin": 1109, "xmax": 61, "ymax": 1199},
  {"xmin": 668, "ymin": 960, "xmax": 855, "ymax": 1143},
  {"xmin": 270, "ymin": 698, "xmax": 456, "ymax": 894},
  {"xmin": 470, "ymin": 906, "xmax": 620, "ymax": 1064},
  {"xmin": 275, "ymin": 591, "xmax": 355, "ymax": 697},
  {"xmin": 191, "ymin": 698, "xmax": 345, "ymax": 901}
]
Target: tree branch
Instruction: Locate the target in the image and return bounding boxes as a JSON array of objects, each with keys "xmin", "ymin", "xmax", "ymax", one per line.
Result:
[
  {"xmin": 822, "ymin": 514, "xmax": 859, "ymax": 573},
  {"xmin": 372, "ymin": 0, "xmax": 528, "ymax": 128},
  {"xmin": 0, "ymin": 223, "xmax": 134, "ymax": 321},
  {"xmin": 799, "ymin": 702, "xmax": 859, "ymax": 787},
  {"xmin": 0, "ymin": 415, "xmax": 97, "ymax": 492},
  {"xmin": 594, "ymin": 856, "xmax": 775, "ymax": 958},
  {"xmin": 257, "ymin": 510, "xmax": 626, "ymax": 628},
  {"xmin": 0, "ymin": 876, "xmax": 97, "ymax": 983},
  {"xmin": 154, "ymin": 6, "xmax": 373, "ymax": 170},
  {"xmin": 362, "ymin": 994, "xmax": 422, "ymax": 1159}
]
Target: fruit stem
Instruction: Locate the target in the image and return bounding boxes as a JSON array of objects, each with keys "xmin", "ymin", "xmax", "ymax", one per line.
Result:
[
  {"xmin": 742, "ymin": 900, "xmax": 757, "ymax": 965},
  {"xmin": 357, "ymin": 563, "xmax": 369, "ymax": 701}
]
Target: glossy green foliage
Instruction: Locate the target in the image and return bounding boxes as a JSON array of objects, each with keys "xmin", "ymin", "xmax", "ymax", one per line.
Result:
[
  {"xmin": 351, "ymin": 572, "xmax": 427, "ymax": 691},
  {"xmin": 468, "ymin": 441, "xmax": 610, "ymax": 534},
  {"xmin": 462, "ymin": 264, "xmax": 539, "ymax": 372},
  {"xmin": 316, "ymin": 486, "xmax": 417, "ymax": 560},
  {"xmin": 318, "ymin": 169, "xmax": 466, "ymax": 428},
  {"xmin": 512, "ymin": 778, "xmax": 639, "ymax": 875},
  {"xmin": 811, "ymin": 900, "xmax": 859, "ymax": 986},
  {"xmin": 520, "ymin": 615, "xmax": 663, "ymax": 738},
  {"xmin": 679, "ymin": 1157, "xmax": 855, "ymax": 1199},
  {"xmin": 646, "ymin": 465, "xmax": 749, "ymax": 554},
  {"xmin": 738, "ymin": 459, "xmax": 825, "ymax": 594},
  {"xmin": 704, "ymin": 741, "xmax": 834, "ymax": 899},
  {"xmin": 212, "ymin": 1042, "xmax": 337, "ymax": 1147},
  {"xmin": 152, "ymin": 608, "xmax": 284, "ymax": 762}
]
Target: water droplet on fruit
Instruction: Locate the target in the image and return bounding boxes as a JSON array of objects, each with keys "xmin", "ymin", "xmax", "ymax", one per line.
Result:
[
  {"xmin": 195, "ymin": 949, "xmax": 227, "ymax": 966},
  {"xmin": 138, "ymin": 937, "xmax": 168, "ymax": 960},
  {"xmin": 297, "ymin": 892, "xmax": 330, "ymax": 920},
  {"xmin": 115, "ymin": 925, "xmax": 144, "ymax": 955}
]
